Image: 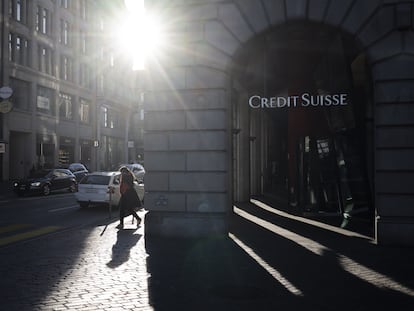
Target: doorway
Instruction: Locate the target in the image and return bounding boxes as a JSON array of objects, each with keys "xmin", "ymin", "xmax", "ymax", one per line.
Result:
[
  {"xmin": 232, "ymin": 22, "xmax": 374, "ymax": 232},
  {"xmin": 9, "ymin": 131, "xmax": 31, "ymax": 179}
]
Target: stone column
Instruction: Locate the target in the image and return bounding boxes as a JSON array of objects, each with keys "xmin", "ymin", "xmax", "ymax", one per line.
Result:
[
  {"xmin": 362, "ymin": 4, "xmax": 414, "ymax": 245},
  {"xmin": 144, "ymin": 70, "xmax": 231, "ymax": 237},
  {"xmin": 142, "ymin": 1, "xmax": 238, "ymax": 238}
]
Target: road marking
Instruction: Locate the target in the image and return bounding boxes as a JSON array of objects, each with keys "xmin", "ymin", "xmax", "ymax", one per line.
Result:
[
  {"xmin": 0, "ymin": 224, "xmax": 31, "ymax": 234},
  {"xmin": 0, "ymin": 226, "xmax": 62, "ymax": 247},
  {"xmin": 48, "ymin": 205, "xmax": 79, "ymax": 212}
]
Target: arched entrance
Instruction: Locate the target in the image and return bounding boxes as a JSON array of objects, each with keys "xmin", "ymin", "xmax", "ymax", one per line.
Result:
[
  {"xmin": 231, "ymin": 21, "xmax": 374, "ymax": 233},
  {"xmin": 144, "ymin": 1, "xmax": 414, "ymax": 245}
]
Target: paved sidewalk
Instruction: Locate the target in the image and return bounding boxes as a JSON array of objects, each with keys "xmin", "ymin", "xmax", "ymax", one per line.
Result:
[
  {"xmin": 0, "ymin": 181, "xmax": 14, "ymax": 199},
  {"xmin": 0, "ymin": 200, "xmax": 413, "ymax": 310}
]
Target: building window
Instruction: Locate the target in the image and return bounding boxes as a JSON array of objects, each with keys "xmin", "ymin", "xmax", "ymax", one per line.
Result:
[
  {"xmin": 10, "ymin": 78, "xmax": 30, "ymax": 110},
  {"xmin": 80, "ymin": 98, "xmax": 90, "ymax": 123},
  {"xmin": 59, "ymin": 93, "xmax": 73, "ymax": 120},
  {"xmin": 80, "ymin": 31, "xmax": 87, "ymax": 54},
  {"xmin": 60, "ymin": 19, "xmax": 70, "ymax": 45},
  {"xmin": 36, "ymin": 6, "xmax": 51, "ymax": 35},
  {"xmin": 80, "ymin": 0, "xmax": 87, "ymax": 20},
  {"xmin": 80, "ymin": 63, "xmax": 91, "ymax": 88},
  {"xmin": 9, "ymin": 0, "xmax": 27, "ymax": 24},
  {"xmin": 102, "ymin": 107, "xmax": 119, "ymax": 129},
  {"xmin": 8, "ymin": 33, "xmax": 30, "ymax": 67},
  {"xmin": 38, "ymin": 44, "xmax": 54, "ymax": 75},
  {"xmin": 60, "ymin": 55, "xmax": 73, "ymax": 81},
  {"xmin": 37, "ymin": 85, "xmax": 55, "ymax": 115},
  {"xmin": 60, "ymin": 0, "xmax": 69, "ymax": 9}
]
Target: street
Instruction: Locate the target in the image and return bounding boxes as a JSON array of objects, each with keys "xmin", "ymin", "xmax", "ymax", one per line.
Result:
[
  {"xmin": 0, "ymin": 194, "xmax": 413, "ymax": 310},
  {"xmin": 0, "ymin": 191, "xmax": 115, "ymax": 248}
]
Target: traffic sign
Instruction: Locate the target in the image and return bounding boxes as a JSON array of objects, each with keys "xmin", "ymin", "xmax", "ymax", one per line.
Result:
[
  {"xmin": 0, "ymin": 86, "xmax": 13, "ymax": 99},
  {"xmin": 0, "ymin": 100, "xmax": 13, "ymax": 113}
]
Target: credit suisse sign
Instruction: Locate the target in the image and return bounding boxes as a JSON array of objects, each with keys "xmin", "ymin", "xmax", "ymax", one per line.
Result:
[{"xmin": 249, "ymin": 93, "xmax": 348, "ymax": 109}]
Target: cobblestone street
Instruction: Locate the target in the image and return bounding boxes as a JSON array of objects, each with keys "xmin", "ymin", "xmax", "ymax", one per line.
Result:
[{"xmin": 1, "ymin": 201, "xmax": 413, "ymax": 311}]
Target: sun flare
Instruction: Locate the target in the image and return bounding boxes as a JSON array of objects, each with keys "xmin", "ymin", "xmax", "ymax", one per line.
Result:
[{"xmin": 116, "ymin": 0, "xmax": 163, "ymax": 70}]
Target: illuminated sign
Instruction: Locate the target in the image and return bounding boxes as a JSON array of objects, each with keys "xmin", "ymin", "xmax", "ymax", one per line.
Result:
[{"xmin": 248, "ymin": 93, "xmax": 349, "ymax": 109}]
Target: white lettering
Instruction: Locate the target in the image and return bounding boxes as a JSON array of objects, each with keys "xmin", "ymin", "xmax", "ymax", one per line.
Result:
[
  {"xmin": 340, "ymin": 94, "xmax": 347, "ymax": 105},
  {"xmin": 249, "ymin": 95, "xmax": 261, "ymax": 108},
  {"xmin": 248, "ymin": 93, "xmax": 349, "ymax": 109},
  {"xmin": 291, "ymin": 96, "xmax": 299, "ymax": 107},
  {"xmin": 332, "ymin": 94, "xmax": 340, "ymax": 105},
  {"xmin": 261, "ymin": 97, "xmax": 270, "ymax": 108},
  {"xmin": 277, "ymin": 97, "xmax": 287, "ymax": 108},
  {"xmin": 301, "ymin": 93, "xmax": 310, "ymax": 107}
]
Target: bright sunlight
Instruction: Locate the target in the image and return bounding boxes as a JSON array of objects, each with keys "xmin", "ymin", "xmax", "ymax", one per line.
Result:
[{"xmin": 116, "ymin": 0, "xmax": 163, "ymax": 70}]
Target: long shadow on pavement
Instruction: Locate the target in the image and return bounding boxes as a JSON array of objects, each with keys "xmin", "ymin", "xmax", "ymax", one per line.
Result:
[
  {"xmin": 107, "ymin": 229, "xmax": 142, "ymax": 268},
  {"xmin": 145, "ymin": 200, "xmax": 414, "ymax": 311}
]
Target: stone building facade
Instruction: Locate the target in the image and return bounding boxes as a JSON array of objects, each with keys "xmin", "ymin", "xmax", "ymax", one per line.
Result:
[
  {"xmin": 143, "ymin": 0, "xmax": 414, "ymax": 246},
  {"xmin": 0, "ymin": 0, "xmax": 144, "ymax": 180}
]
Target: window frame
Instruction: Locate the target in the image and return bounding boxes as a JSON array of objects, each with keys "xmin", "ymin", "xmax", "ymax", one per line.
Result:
[
  {"xmin": 79, "ymin": 98, "xmax": 90, "ymax": 123},
  {"xmin": 59, "ymin": 92, "xmax": 73, "ymax": 120}
]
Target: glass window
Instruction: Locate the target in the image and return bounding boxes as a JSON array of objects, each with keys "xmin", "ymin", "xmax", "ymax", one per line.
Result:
[
  {"xmin": 59, "ymin": 93, "xmax": 73, "ymax": 120},
  {"xmin": 36, "ymin": 6, "xmax": 50, "ymax": 35},
  {"xmin": 80, "ymin": 98, "xmax": 90, "ymax": 123},
  {"xmin": 38, "ymin": 44, "xmax": 54, "ymax": 75},
  {"xmin": 10, "ymin": 78, "xmax": 30, "ymax": 110},
  {"xmin": 9, "ymin": 0, "xmax": 27, "ymax": 24},
  {"xmin": 8, "ymin": 33, "xmax": 30, "ymax": 67},
  {"xmin": 80, "ymin": 63, "xmax": 91, "ymax": 88},
  {"xmin": 60, "ymin": 20, "xmax": 70, "ymax": 45},
  {"xmin": 80, "ymin": 31, "xmax": 87, "ymax": 54},
  {"xmin": 60, "ymin": 55, "xmax": 73, "ymax": 81},
  {"xmin": 80, "ymin": 0, "xmax": 87, "ymax": 20},
  {"xmin": 42, "ymin": 8, "xmax": 48, "ymax": 34},
  {"xmin": 80, "ymin": 175, "xmax": 110, "ymax": 185},
  {"xmin": 60, "ymin": 0, "xmax": 69, "ymax": 9},
  {"xmin": 37, "ymin": 86, "xmax": 55, "ymax": 115},
  {"xmin": 102, "ymin": 107, "xmax": 119, "ymax": 129}
]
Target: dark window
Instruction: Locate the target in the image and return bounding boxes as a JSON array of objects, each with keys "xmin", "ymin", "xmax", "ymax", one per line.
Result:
[
  {"xmin": 60, "ymin": 55, "xmax": 73, "ymax": 81},
  {"xmin": 80, "ymin": 175, "xmax": 111, "ymax": 185},
  {"xmin": 9, "ymin": 0, "xmax": 28, "ymax": 24},
  {"xmin": 60, "ymin": 19, "xmax": 70, "ymax": 45},
  {"xmin": 10, "ymin": 78, "xmax": 30, "ymax": 110},
  {"xmin": 38, "ymin": 44, "xmax": 54, "ymax": 75},
  {"xmin": 8, "ymin": 33, "xmax": 30, "ymax": 67},
  {"xmin": 36, "ymin": 6, "xmax": 51, "ymax": 35}
]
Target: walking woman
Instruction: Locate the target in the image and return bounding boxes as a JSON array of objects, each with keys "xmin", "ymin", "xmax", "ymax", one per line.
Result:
[{"xmin": 116, "ymin": 166, "xmax": 142, "ymax": 229}]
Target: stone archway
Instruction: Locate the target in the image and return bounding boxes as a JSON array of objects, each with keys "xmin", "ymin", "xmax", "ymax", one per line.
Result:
[
  {"xmin": 231, "ymin": 20, "xmax": 375, "ymax": 232},
  {"xmin": 144, "ymin": 1, "xmax": 414, "ymax": 245}
]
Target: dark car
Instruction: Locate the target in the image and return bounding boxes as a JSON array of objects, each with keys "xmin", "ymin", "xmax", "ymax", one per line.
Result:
[
  {"xmin": 68, "ymin": 163, "xmax": 89, "ymax": 182},
  {"xmin": 13, "ymin": 169, "xmax": 77, "ymax": 196}
]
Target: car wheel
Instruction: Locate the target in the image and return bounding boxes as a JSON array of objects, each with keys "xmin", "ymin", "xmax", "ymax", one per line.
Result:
[
  {"xmin": 68, "ymin": 182, "xmax": 77, "ymax": 193},
  {"xmin": 79, "ymin": 202, "xmax": 89, "ymax": 208},
  {"xmin": 42, "ymin": 185, "xmax": 50, "ymax": 196}
]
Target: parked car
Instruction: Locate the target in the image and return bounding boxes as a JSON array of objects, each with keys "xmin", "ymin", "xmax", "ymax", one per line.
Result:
[
  {"xmin": 68, "ymin": 163, "xmax": 89, "ymax": 182},
  {"xmin": 13, "ymin": 169, "xmax": 77, "ymax": 196},
  {"xmin": 118, "ymin": 163, "xmax": 145, "ymax": 182},
  {"xmin": 75, "ymin": 171, "xmax": 144, "ymax": 208}
]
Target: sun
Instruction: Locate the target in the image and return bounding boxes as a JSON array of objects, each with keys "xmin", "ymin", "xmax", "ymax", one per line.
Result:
[{"xmin": 116, "ymin": 0, "xmax": 163, "ymax": 70}]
